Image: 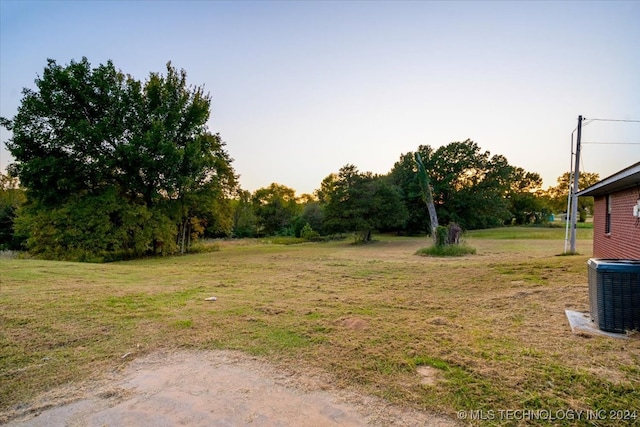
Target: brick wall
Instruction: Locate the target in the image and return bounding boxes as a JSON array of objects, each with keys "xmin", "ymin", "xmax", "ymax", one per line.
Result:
[{"xmin": 592, "ymin": 187, "xmax": 640, "ymax": 259}]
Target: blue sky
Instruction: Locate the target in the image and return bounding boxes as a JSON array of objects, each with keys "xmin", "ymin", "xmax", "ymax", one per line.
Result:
[{"xmin": 1, "ymin": 0, "xmax": 639, "ymax": 195}]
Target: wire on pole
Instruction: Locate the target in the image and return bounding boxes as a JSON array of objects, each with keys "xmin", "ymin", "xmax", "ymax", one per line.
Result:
[
  {"xmin": 586, "ymin": 118, "xmax": 640, "ymax": 123},
  {"xmin": 582, "ymin": 142, "xmax": 640, "ymax": 145}
]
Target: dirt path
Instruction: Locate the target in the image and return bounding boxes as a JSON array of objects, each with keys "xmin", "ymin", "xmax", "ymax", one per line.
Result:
[{"xmin": 4, "ymin": 350, "xmax": 458, "ymax": 427}]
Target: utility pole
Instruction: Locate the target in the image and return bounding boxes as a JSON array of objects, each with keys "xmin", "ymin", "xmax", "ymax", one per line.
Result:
[{"xmin": 569, "ymin": 115, "xmax": 583, "ymax": 254}]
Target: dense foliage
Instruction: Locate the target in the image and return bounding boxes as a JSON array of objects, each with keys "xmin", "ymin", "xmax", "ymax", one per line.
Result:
[
  {"xmin": 2, "ymin": 58, "xmax": 237, "ymax": 260},
  {"xmin": 0, "ymin": 173, "xmax": 26, "ymax": 250},
  {"xmin": 545, "ymin": 172, "xmax": 599, "ymax": 222},
  {"xmin": 319, "ymin": 165, "xmax": 407, "ymax": 242},
  {"xmin": 228, "ymin": 138, "xmax": 557, "ymax": 242},
  {"xmin": 2, "ymin": 58, "xmax": 595, "ymax": 258},
  {"xmin": 388, "ymin": 140, "xmax": 552, "ymax": 234}
]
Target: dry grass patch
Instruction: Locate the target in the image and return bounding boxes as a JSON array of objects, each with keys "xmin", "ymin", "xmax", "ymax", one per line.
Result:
[{"xmin": 1, "ymin": 229, "xmax": 639, "ymax": 426}]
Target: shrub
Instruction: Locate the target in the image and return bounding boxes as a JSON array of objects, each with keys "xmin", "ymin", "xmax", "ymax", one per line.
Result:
[
  {"xmin": 435, "ymin": 226, "xmax": 449, "ymax": 247},
  {"xmin": 300, "ymin": 223, "xmax": 321, "ymax": 241},
  {"xmin": 415, "ymin": 244, "xmax": 476, "ymax": 257}
]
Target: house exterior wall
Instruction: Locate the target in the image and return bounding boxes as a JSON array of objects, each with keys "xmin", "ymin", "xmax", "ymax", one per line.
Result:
[{"xmin": 592, "ymin": 187, "xmax": 640, "ymax": 259}]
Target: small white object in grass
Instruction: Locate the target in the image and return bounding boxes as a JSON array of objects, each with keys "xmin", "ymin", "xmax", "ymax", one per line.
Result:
[{"xmin": 205, "ymin": 296, "xmax": 217, "ymax": 301}]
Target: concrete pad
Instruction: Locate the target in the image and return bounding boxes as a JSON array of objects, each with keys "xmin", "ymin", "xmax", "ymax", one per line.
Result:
[
  {"xmin": 4, "ymin": 350, "xmax": 457, "ymax": 427},
  {"xmin": 565, "ymin": 310, "xmax": 629, "ymax": 340}
]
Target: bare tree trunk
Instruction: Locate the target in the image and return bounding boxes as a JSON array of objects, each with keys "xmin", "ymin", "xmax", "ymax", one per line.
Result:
[
  {"xmin": 187, "ymin": 219, "xmax": 191, "ymax": 251},
  {"xmin": 180, "ymin": 218, "xmax": 187, "ymax": 254},
  {"xmin": 426, "ymin": 200, "xmax": 439, "ymax": 239},
  {"xmin": 415, "ymin": 153, "xmax": 439, "ymax": 243}
]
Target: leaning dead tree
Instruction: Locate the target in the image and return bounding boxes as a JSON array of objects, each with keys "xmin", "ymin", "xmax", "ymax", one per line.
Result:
[{"xmin": 414, "ymin": 153, "xmax": 439, "ymax": 243}]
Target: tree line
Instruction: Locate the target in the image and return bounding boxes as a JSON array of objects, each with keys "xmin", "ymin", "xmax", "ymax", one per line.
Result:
[
  {"xmin": 0, "ymin": 59, "xmax": 597, "ymax": 260},
  {"xmin": 228, "ymin": 145, "xmax": 597, "ymax": 243}
]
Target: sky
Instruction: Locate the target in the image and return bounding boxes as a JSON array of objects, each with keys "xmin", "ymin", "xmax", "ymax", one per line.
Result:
[{"xmin": 1, "ymin": 0, "xmax": 639, "ymax": 195}]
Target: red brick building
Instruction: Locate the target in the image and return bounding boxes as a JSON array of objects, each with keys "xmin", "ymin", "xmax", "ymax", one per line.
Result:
[{"xmin": 577, "ymin": 162, "xmax": 640, "ymax": 259}]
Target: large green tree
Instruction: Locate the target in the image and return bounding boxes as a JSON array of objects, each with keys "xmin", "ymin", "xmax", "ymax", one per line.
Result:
[
  {"xmin": 297, "ymin": 201, "xmax": 325, "ymax": 237},
  {"xmin": 320, "ymin": 165, "xmax": 407, "ymax": 242},
  {"xmin": 1, "ymin": 58, "xmax": 237, "ymax": 260},
  {"xmin": 387, "ymin": 146, "xmax": 434, "ymax": 235},
  {"xmin": 429, "ymin": 140, "xmax": 512, "ymax": 229},
  {"xmin": 232, "ymin": 190, "xmax": 258, "ymax": 238},
  {"xmin": 252, "ymin": 183, "xmax": 300, "ymax": 236},
  {"xmin": 390, "ymin": 140, "xmax": 536, "ymax": 231},
  {"xmin": 505, "ymin": 168, "xmax": 551, "ymax": 225}
]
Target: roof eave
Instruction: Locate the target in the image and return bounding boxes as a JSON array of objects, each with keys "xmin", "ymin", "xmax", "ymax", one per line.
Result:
[{"xmin": 576, "ymin": 162, "xmax": 640, "ymax": 197}]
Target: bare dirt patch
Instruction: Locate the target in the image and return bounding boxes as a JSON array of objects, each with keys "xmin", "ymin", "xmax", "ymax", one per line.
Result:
[
  {"xmin": 416, "ymin": 366, "xmax": 443, "ymax": 386},
  {"xmin": 339, "ymin": 317, "xmax": 369, "ymax": 330},
  {"xmin": 3, "ymin": 350, "xmax": 457, "ymax": 427}
]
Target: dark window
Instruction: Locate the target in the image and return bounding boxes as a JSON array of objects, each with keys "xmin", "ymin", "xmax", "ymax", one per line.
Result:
[{"xmin": 605, "ymin": 195, "xmax": 611, "ymax": 234}]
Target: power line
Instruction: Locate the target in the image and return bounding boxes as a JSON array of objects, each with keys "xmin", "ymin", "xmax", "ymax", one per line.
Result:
[
  {"xmin": 586, "ymin": 118, "xmax": 640, "ymax": 123},
  {"xmin": 581, "ymin": 141, "xmax": 640, "ymax": 145},
  {"xmin": 566, "ymin": 114, "xmax": 638, "ymax": 253}
]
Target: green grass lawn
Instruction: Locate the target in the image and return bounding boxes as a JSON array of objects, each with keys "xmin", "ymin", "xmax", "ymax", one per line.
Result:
[
  {"xmin": 466, "ymin": 223, "xmax": 593, "ymax": 240},
  {"xmin": 1, "ymin": 226, "xmax": 638, "ymax": 426}
]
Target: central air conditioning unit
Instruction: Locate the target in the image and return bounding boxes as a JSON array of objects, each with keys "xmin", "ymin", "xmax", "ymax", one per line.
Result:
[{"xmin": 588, "ymin": 259, "xmax": 640, "ymax": 333}]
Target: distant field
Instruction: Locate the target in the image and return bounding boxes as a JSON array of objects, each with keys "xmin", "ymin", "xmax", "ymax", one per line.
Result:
[
  {"xmin": 1, "ymin": 227, "xmax": 638, "ymax": 426},
  {"xmin": 467, "ymin": 224, "xmax": 594, "ymax": 240}
]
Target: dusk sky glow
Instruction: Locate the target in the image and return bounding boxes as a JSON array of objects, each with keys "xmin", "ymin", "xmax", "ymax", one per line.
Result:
[{"xmin": 1, "ymin": 0, "xmax": 639, "ymax": 195}]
